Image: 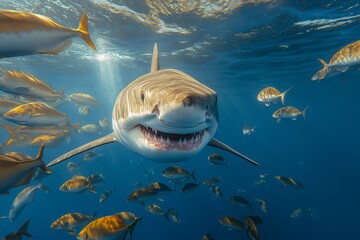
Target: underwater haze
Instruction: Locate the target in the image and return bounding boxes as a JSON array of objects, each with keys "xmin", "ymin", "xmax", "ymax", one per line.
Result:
[{"xmin": 0, "ymin": 0, "xmax": 360, "ymax": 239}]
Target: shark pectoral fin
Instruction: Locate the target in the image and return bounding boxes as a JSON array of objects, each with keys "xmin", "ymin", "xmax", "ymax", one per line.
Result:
[
  {"xmin": 208, "ymin": 138, "xmax": 260, "ymax": 166},
  {"xmin": 39, "ymin": 39, "xmax": 72, "ymax": 55},
  {"xmin": 150, "ymin": 42, "xmax": 159, "ymax": 72},
  {"xmin": 46, "ymin": 132, "xmax": 117, "ymax": 168}
]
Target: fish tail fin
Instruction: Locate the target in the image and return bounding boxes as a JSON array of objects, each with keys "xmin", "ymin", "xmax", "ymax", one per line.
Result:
[
  {"xmin": 35, "ymin": 144, "xmax": 52, "ymax": 174},
  {"xmin": 281, "ymin": 86, "xmax": 293, "ymax": 105},
  {"xmin": 302, "ymin": 106, "xmax": 309, "ymax": 120},
  {"xmin": 252, "ymin": 125, "xmax": 256, "ymax": 133},
  {"xmin": 18, "ymin": 220, "xmax": 33, "ymax": 238},
  {"xmin": 191, "ymin": 169, "xmax": 197, "ymax": 182},
  {"xmin": 127, "ymin": 217, "xmax": 141, "ymax": 239},
  {"xmin": 319, "ymin": 58, "xmax": 327, "ymax": 68},
  {"xmin": 164, "ymin": 209, "xmax": 171, "ymax": 222},
  {"xmin": 77, "ymin": 13, "xmax": 96, "ymax": 51}
]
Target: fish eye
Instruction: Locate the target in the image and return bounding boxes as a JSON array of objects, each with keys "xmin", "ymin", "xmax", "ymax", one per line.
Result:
[{"xmin": 140, "ymin": 91, "xmax": 145, "ymax": 103}]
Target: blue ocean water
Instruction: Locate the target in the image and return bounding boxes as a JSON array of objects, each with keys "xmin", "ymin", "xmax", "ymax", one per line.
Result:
[{"xmin": 0, "ymin": 0, "xmax": 360, "ymax": 239}]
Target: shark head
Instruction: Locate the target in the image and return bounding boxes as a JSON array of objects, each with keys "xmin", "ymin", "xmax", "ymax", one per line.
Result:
[{"xmin": 113, "ymin": 68, "xmax": 218, "ymax": 162}]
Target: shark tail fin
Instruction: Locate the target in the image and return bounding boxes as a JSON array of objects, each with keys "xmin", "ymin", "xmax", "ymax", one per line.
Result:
[
  {"xmin": 77, "ymin": 13, "xmax": 96, "ymax": 51},
  {"xmin": 150, "ymin": 42, "xmax": 159, "ymax": 72},
  {"xmin": 281, "ymin": 86, "xmax": 293, "ymax": 105},
  {"xmin": 18, "ymin": 220, "xmax": 33, "ymax": 238},
  {"xmin": 208, "ymin": 138, "xmax": 260, "ymax": 166}
]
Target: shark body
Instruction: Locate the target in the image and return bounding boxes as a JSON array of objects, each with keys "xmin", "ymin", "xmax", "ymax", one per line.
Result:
[{"xmin": 47, "ymin": 43, "xmax": 259, "ymax": 167}]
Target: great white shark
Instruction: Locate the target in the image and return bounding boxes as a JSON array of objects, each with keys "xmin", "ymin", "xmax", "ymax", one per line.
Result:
[{"xmin": 47, "ymin": 43, "xmax": 259, "ymax": 167}]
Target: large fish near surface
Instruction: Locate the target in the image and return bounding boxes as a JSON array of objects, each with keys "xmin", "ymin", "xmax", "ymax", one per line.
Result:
[
  {"xmin": 0, "ymin": 145, "xmax": 50, "ymax": 194},
  {"xmin": 9, "ymin": 183, "xmax": 50, "ymax": 222},
  {"xmin": 3, "ymin": 102, "xmax": 68, "ymax": 126},
  {"xmin": 312, "ymin": 40, "xmax": 360, "ymax": 80},
  {"xmin": 0, "ymin": 68, "xmax": 64, "ymax": 102},
  {"xmin": 2, "ymin": 220, "xmax": 33, "ymax": 240},
  {"xmin": 47, "ymin": 43, "xmax": 259, "ymax": 168},
  {"xmin": 0, "ymin": 10, "xmax": 96, "ymax": 58}
]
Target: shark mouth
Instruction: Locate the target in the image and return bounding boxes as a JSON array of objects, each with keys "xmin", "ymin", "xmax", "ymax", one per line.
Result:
[{"xmin": 139, "ymin": 125, "xmax": 205, "ymax": 151}]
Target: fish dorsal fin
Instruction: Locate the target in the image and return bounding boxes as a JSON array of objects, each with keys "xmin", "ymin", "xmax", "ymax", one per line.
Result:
[
  {"xmin": 47, "ymin": 132, "xmax": 117, "ymax": 167},
  {"xmin": 208, "ymin": 138, "xmax": 260, "ymax": 166},
  {"xmin": 150, "ymin": 42, "xmax": 159, "ymax": 72}
]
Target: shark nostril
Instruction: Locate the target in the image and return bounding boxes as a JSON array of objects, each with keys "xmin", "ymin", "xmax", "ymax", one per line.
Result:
[
  {"xmin": 152, "ymin": 104, "xmax": 160, "ymax": 116},
  {"xmin": 183, "ymin": 96, "xmax": 192, "ymax": 107}
]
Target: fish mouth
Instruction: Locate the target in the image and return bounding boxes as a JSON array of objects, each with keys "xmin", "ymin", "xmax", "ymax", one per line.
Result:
[{"xmin": 138, "ymin": 124, "xmax": 206, "ymax": 151}]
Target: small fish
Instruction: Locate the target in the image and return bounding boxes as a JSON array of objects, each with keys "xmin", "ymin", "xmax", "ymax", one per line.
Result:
[
  {"xmin": 211, "ymin": 185, "xmax": 223, "ymax": 198},
  {"xmin": 2, "ymin": 220, "xmax": 33, "ymax": 240},
  {"xmin": 99, "ymin": 118, "xmax": 109, "ymax": 128},
  {"xmin": 202, "ymin": 177, "xmax": 222, "ymax": 186},
  {"xmin": 208, "ymin": 153, "xmax": 227, "ymax": 167},
  {"xmin": 243, "ymin": 125, "xmax": 255, "ymax": 135},
  {"xmin": 167, "ymin": 208, "xmax": 181, "ymax": 224},
  {"xmin": 82, "ymin": 150, "xmax": 104, "ymax": 161},
  {"xmin": 161, "ymin": 165, "xmax": 196, "ymax": 182},
  {"xmin": 228, "ymin": 195, "xmax": 250, "ymax": 208},
  {"xmin": 3, "ymin": 102, "xmax": 68, "ymax": 126},
  {"xmin": 272, "ymin": 106, "xmax": 308, "ymax": 123},
  {"xmin": 50, "ymin": 212, "xmax": 97, "ymax": 236},
  {"xmin": 290, "ymin": 207, "xmax": 318, "ymax": 219},
  {"xmin": 244, "ymin": 217, "xmax": 260, "ymax": 240},
  {"xmin": 256, "ymin": 198, "xmax": 268, "ymax": 213},
  {"xmin": 59, "ymin": 175, "xmax": 96, "ymax": 193},
  {"xmin": 274, "ymin": 176, "xmax": 305, "ymax": 189},
  {"xmin": 181, "ymin": 182, "xmax": 200, "ymax": 193},
  {"xmin": 99, "ymin": 189, "xmax": 114, "ymax": 203},
  {"xmin": 0, "ymin": 99, "xmax": 21, "ymax": 116},
  {"xmin": 78, "ymin": 106, "xmax": 89, "ymax": 116},
  {"xmin": 76, "ymin": 213, "xmax": 140, "ymax": 240},
  {"xmin": 0, "ymin": 69, "xmax": 64, "ymax": 102},
  {"xmin": 77, "ymin": 124, "xmax": 102, "ymax": 135},
  {"xmin": 218, "ymin": 216, "xmax": 245, "ymax": 232},
  {"xmin": 31, "ymin": 134, "xmax": 69, "ymax": 147},
  {"xmin": 202, "ymin": 233, "xmax": 216, "ymax": 240},
  {"xmin": 257, "ymin": 86, "xmax": 293, "ymax": 106},
  {"xmin": 312, "ymin": 40, "xmax": 360, "ymax": 80},
  {"xmin": 145, "ymin": 203, "xmax": 166, "ymax": 217},
  {"xmin": 9, "ymin": 183, "xmax": 50, "ymax": 222},
  {"xmin": 67, "ymin": 162, "xmax": 81, "ymax": 172},
  {"xmin": 127, "ymin": 182, "xmax": 172, "ymax": 203},
  {"xmin": 69, "ymin": 93, "xmax": 101, "ymax": 107},
  {"xmin": 0, "ymin": 10, "xmax": 96, "ymax": 58},
  {"xmin": 0, "ymin": 145, "xmax": 50, "ymax": 194}
]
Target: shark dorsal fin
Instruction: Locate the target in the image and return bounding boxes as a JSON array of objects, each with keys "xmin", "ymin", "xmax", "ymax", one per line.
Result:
[{"xmin": 150, "ymin": 42, "xmax": 159, "ymax": 72}]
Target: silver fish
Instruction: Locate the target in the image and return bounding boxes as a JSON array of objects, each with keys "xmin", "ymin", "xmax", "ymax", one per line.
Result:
[{"xmin": 272, "ymin": 106, "xmax": 308, "ymax": 123}]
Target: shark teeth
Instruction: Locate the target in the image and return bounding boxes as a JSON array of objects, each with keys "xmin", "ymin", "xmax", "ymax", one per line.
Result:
[{"xmin": 140, "ymin": 125, "xmax": 205, "ymax": 151}]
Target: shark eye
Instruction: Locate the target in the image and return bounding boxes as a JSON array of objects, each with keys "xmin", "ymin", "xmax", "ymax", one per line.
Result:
[{"xmin": 140, "ymin": 91, "xmax": 145, "ymax": 103}]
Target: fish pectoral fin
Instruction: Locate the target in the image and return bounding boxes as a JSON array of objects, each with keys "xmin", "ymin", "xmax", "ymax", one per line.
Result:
[
  {"xmin": 208, "ymin": 138, "xmax": 260, "ymax": 166},
  {"xmin": 46, "ymin": 132, "xmax": 117, "ymax": 168},
  {"xmin": 38, "ymin": 39, "xmax": 72, "ymax": 55}
]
